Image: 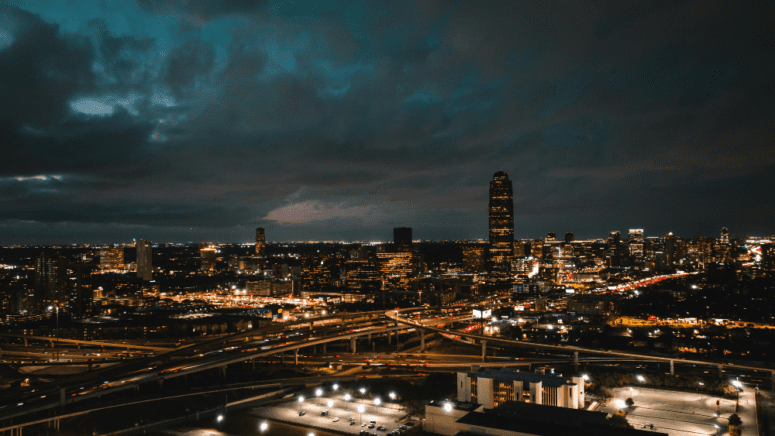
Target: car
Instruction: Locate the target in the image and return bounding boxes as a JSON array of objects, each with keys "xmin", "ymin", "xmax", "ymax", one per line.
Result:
[
  {"xmin": 333, "ymin": 417, "xmax": 340, "ymax": 422},
  {"xmin": 368, "ymin": 423, "xmax": 376, "ymax": 429},
  {"xmin": 361, "ymin": 423, "xmax": 367, "ymax": 427},
  {"xmin": 299, "ymin": 411, "xmax": 306, "ymax": 416},
  {"xmin": 377, "ymin": 425, "xmax": 386, "ymax": 431},
  {"xmin": 321, "ymin": 410, "xmax": 329, "ymax": 416},
  {"xmin": 350, "ymin": 421, "xmax": 357, "ymax": 426}
]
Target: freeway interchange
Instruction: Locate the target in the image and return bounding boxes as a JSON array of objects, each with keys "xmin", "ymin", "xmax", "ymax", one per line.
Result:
[{"xmin": 1, "ymin": 305, "xmax": 774, "ymax": 433}]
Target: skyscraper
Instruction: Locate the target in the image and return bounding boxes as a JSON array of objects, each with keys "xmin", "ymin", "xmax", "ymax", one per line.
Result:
[
  {"xmin": 628, "ymin": 229, "xmax": 644, "ymax": 257},
  {"xmin": 255, "ymin": 227, "xmax": 266, "ymax": 257},
  {"xmin": 394, "ymin": 227, "xmax": 413, "ymax": 252},
  {"xmin": 488, "ymin": 171, "xmax": 514, "ymax": 280},
  {"xmin": 720, "ymin": 227, "xmax": 730, "ymax": 245},
  {"xmin": 136, "ymin": 239, "xmax": 153, "ymax": 281}
]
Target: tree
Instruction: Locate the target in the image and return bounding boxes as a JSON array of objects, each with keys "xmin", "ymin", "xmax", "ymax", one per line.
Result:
[
  {"xmin": 728, "ymin": 413, "xmax": 742, "ymax": 427},
  {"xmin": 607, "ymin": 414, "xmax": 633, "ymax": 429},
  {"xmin": 625, "ymin": 397, "xmax": 635, "ymax": 408}
]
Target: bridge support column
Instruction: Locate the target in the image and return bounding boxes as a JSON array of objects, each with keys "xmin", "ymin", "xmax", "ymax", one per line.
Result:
[
  {"xmin": 670, "ymin": 359, "xmax": 675, "ymax": 376},
  {"xmin": 420, "ymin": 330, "xmax": 425, "ymax": 353},
  {"xmin": 350, "ymin": 338, "xmax": 356, "ymax": 354},
  {"xmin": 718, "ymin": 364, "xmax": 724, "ymax": 378},
  {"xmin": 60, "ymin": 388, "xmax": 66, "ymax": 406},
  {"xmin": 481, "ymin": 341, "xmax": 487, "ymax": 362},
  {"xmin": 574, "ymin": 352, "xmax": 579, "ymax": 373},
  {"xmin": 295, "ymin": 349, "xmax": 299, "ymax": 365}
]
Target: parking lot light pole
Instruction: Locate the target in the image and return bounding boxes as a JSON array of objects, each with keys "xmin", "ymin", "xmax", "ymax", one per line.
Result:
[
  {"xmin": 344, "ymin": 393, "xmax": 352, "ymax": 410},
  {"xmin": 298, "ymin": 395, "xmax": 305, "ymax": 413},
  {"xmin": 374, "ymin": 397, "xmax": 381, "ymax": 415},
  {"xmin": 357, "ymin": 404, "xmax": 365, "ymax": 426}
]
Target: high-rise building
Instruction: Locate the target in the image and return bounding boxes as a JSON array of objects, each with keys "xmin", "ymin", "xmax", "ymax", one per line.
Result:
[
  {"xmin": 255, "ymin": 227, "xmax": 266, "ymax": 257},
  {"xmin": 628, "ymin": 229, "xmax": 644, "ymax": 257},
  {"xmin": 463, "ymin": 245, "xmax": 487, "ymax": 272},
  {"xmin": 200, "ymin": 245, "xmax": 217, "ymax": 272},
  {"xmin": 608, "ymin": 231, "xmax": 621, "ymax": 247},
  {"xmin": 99, "ymin": 247, "xmax": 124, "ymax": 272},
  {"xmin": 720, "ymin": 227, "xmax": 730, "ymax": 245},
  {"xmin": 665, "ymin": 232, "xmax": 677, "ymax": 268},
  {"xmin": 488, "ymin": 171, "xmax": 514, "ymax": 280},
  {"xmin": 394, "ymin": 227, "xmax": 413, "ymax": 252},
  {"xmin": 35, "ymin": 253, "xmax": 67, "ymax": 311},
  {"xmin": 136, "ymin": 239, "xmax": 153, "ymax": 281},
  {"xmin": 564, "ymin": 232, "xmax": 574, "ymax": 243}
]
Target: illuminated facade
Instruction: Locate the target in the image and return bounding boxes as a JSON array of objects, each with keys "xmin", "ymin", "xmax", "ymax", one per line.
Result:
[
  {"xmin": 463, "ymin": 245, "xmax": 486, "ymax": 273},
  {"xmin": 488, "ymin": 171, "xmax": 514, "ymax": 280},
  {"xmin": 457, "ymin": 368, "xmax": 584, "ymax": 410},
  {"xmin": 99, "ymin": 247, "xmax": 124, "ymax": 272},
  {"xmin": 200, "ymin": 245, "xmax": 217, "ymax": 272},
  {"xmin": 628, "ymin": 229, "xmax": 644, "ymax": 257},
  {"xmin": 377, "ymin": 248, "xmax": 414, "ymax": 290},
  {"xmin": 255, "ymin": 227, "xmax": 266, "ymax": 257},
  {"xmin": 136, "ymin": 239, "xmax": 153, "ymax": 281}
]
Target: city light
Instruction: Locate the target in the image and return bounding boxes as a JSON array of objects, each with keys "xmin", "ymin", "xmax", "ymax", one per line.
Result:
[
  {"xmin": 582, "ymin": 374, "xmax": 590, "ymax": 382},
  {"xmin": 216, "ymin": 415, "xmax": 223, "ymax": 422},
  {"xmin": 389, "ymin": 392, "xmax": 396, "ymax": 400},
  {"xmin": 259, "ymin": 421, "xmax": 268, "ymax": 432},
  {"xmin": 615, "ymin": 399, "xmax": 626, "ymax": 409},
  {"xmin": 637, "ymin": 375, "xmax": 645, "ymax": 383},
  {"xmin": 443, "ymin": 402, "xmax": 453, "ymax": 412},
  {"xmin": 332, "ymin": 383, "xmax": 339, "ymax": 391},
  {"xmin": 315, "ymin": 388, "xmax": 323, "ymax": 397},
  {"xmin": 357, "ymin": 405, "xmax": 365, "ymax": 413},
  {"xmin": 327, "ymin": 399, "xmax": 334, "ymax": 408}
]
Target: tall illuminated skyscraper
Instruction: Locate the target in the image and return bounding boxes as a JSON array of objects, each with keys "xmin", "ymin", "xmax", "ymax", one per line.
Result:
[
  {"xmin": 628, "ymin": 229, "xmax": 644, "ymax": 257},
  {"xmin": 136, "ymin": 239, "xmax": 152, "ymax": 281},
  {"xmin": 255, "ymin": 227, "xmax": 266, "ymax": 257},
  {"xmin": 488, "ymin": 171, "xmax": 514, "ymax": 280}
]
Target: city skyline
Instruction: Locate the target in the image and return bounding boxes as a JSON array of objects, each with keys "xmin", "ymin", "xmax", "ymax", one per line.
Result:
[{"xmin": 1, "ymin": 1, "xmax": 774, "ymax": 244}]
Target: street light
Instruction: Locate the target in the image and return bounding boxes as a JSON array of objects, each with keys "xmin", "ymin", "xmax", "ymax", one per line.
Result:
[
  {"xmin": 637, "ymin": 375, "xmax": 645, "ymax": 383},
  {"xmin": 259, "ymin": 421, "xmax": 269, "ymax": 433},
  {"xmin": 359, "ymin": 387, "xmax": 367, "ymax": 397},
  {"xmin": 48, "ymin": 305, "xmax": 59, "ymax": 362},
  {"xmin": 374, "ymin": 397, "xmax": 381, "ymax": 414},
  {"xmin": 614, "ymin": 399, "xmax": 626, "ymax": 410},
  {"xmin": 298, "ymin": 395, "xmax": 305, "ymax": 412},
  {"xmin": 443, "ymin": 402, "xmax": 453, "ymax": 413},
  {"xmin": 316, "ymin": 387, "xmax": 323, "ymax": 399},
  {"xmin": 332, "ymin": 383, "xmax": 339, "ymax": 391},
  {"xmin": 389, "ymin": 392, "xmax": 397, "ymax": 401},
  {"xmin": 216, "ymin": 414, "xmax": 223, "ymax": 430},
  {"xmin": 731, "ymin": 379, "xmax": 742, "ymax": 413},
  {"xmin": 327, "ymin": 399, "xmax": 334, "ymax": 409},
  {"xmin": 357, "ymin": 404, "xmax": 365, "ymax": 425},
  {"xmin": 344, "ymin": 393, "xmax": 352, "ymax": 410},
  {"xmin": 582, "ymin": 374, "xmax": 590, "ymax": 382}
]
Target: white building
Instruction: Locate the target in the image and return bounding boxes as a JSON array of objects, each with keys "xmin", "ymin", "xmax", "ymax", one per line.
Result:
[{"xmin": 457, "ymin": 367, "xmax": 584, "ymax": 409}]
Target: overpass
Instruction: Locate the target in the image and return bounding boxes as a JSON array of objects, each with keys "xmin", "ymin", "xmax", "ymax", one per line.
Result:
[
  {"xmin": 387, "ymin": 308, "xmax": 775, "ymax": 380},
  {"xmin": 0, "ymin": 333, "xmax": 174, "ymax": 352}
]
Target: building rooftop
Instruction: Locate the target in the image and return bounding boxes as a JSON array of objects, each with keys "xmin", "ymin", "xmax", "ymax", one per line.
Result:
[
  {"xmin": 468, "ymin": 367, "xmax": 578, "ymax": 388},
  {"xmin": 456, "ymin": 401, "xmax": 667, "ymax": 436}
]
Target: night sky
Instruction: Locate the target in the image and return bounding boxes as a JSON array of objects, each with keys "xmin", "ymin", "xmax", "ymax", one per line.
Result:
[{"xmin": 1, "ymin": 1, "xmax": 773, "ymax": 244}]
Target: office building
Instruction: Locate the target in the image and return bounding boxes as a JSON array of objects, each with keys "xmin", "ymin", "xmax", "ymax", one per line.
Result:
[
  {"xmin": 628, "ymin": 229, "xmax": 644, "ymax": 257},
  {"xmin": 255, "ymin": 227, "xmax": 266, "ymax": 257},
  {"xmin": 394, "ymin": 227, "xmax": 413, "ymax": 252},
  {"xmin": 136, "ymin": 239, "xmax": 153, "ymax": 281},
  {"xmin": 665, "ymin": 232, "xmax": 677, "ymax": 268},
  {"xmin": 720, "ymin": 227, "xmax": 730, "ymax": 245},
  {"xmin": 200, "ymin": 245, "xmax": 217, "ymax": 272},
  {"xmin": 457, "ymin": 367, "xmax": 584, "ymax": 409},
  {"xmin": 488, "ymin": 171, "xmax": 514, "ymax": 280},
  {"xmin": 564, "ymin": 232, "xmax": 574, "ymax": 243},
  {"xmin": 99, "ymin": 247, "xmax": 124, "ymax": 272},
  {"xmin": 463, "ymin": 245, "xmax": 486, "ymax": 273},
  {"xmin": 34, "ymin": 253, "xmax": 67, "ymax": 311}
]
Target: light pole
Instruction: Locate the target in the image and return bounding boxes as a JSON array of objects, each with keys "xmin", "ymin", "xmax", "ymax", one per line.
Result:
[
  {"xmin": 344, "ymin": 393, "xmax": 352, "ymax": 411},
  {"xmin": 732, "ymin": 379, "xmax": 742, "ymax": 413},
  {"xmin": 374, "ymin": 397, "xmax": 381, "ymax": 415},
  {"xmin": 298, "ymin": 395, "xmax": 305, "ymax": 413},
  {"xmin": 389, "ymin": 392, "xmax": 396, "ymax": 402},
  {"xmin": 332, "ymin": 383, "xmax": 339, "ymax": 392},
  {"xmin": 48, "ymin": 305, "xmax": 59, "ymax": 361},
  {"xmin": 327, "ymin": 399, "xmax": 334, "ymax": 410},
  {"xmin": 357, "ymin": 404, "xmax": 365, "ymax": 426},
  {"xmin": 359, "ymin": 387, "xmax": 367, "ymax": 400},
  {"xmin": 216, "ymin": 414, "xmax": 223, "ymax": 430},
  {"xmin": 259, "ymin": 421, "xmax": 269, "ymax": 433}
]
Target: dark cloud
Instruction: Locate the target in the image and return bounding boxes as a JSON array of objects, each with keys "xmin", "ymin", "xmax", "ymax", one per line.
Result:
[{"xmin": 0, "ymin": 0, "xmax": 773, "ymax": 244}]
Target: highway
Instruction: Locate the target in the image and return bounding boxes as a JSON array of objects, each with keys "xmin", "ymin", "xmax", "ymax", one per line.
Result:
[{"xmin": 2, "ymin": 303, "xmax": 774, "ymax": 434}]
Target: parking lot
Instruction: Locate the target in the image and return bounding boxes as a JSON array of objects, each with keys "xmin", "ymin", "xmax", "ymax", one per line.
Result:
[
  {"xmin": 608, "ymin": 387, "xmax": 754, "ymax": 436},
  {"xmin": 253, "ymin": 394, "xmax": 409, "ymax": 435}
]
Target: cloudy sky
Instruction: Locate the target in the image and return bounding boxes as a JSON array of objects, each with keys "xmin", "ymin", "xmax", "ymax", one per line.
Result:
[{"xmin": 1, "ymin": 0, "xmax": 773, "ymax": 244}]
